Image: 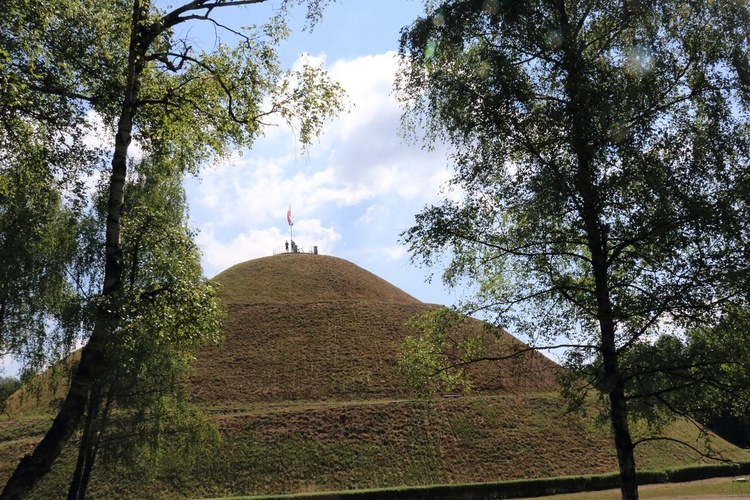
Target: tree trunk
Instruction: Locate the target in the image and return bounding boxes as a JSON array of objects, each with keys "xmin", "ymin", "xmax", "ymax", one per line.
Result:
[
  {"xmin": 584, "ymin": 220, "xmax": 638, "ymax": 500},
  {"xmin": 593, "ymin": 239, "xmax": 639, "ymax": 500},
  {"xmin": 76, "ymin": 395, "xmax": 110, "ymax": 500},
  {"xmin": 591, "ymin": 225, "xmax": 638, "ymax": 500},
  {"xmin": 0, "ymin": 3, "xmax": 148, "ymax": 498},
  {"xmin": 556, "ymin": 2, "xmax": 640, "ymax": 497},
  {"xmin": 584, "ymin": 176, "xmax": 640, "ymax": 500},
  {"xmin": 67, "ymin": 398, "xmax": 94, "ymax": 500},
  {"xmin": 76, "ymin": 389, "xmax": 112, "ymax": 500},
  {"xmin": 610, "ymin": 380, "xmax": 638, "ymax": 499},
  {"xmin": 592, "ymin": 229, "xmax": 639, "ymax": 500},
  {"xmin": 0, "ymin": 322, "xmax": 109, "ymax": 500}
]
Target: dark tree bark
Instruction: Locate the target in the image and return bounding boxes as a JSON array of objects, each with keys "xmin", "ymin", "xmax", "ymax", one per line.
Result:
[
  {"xmin": 66, "ymin": 392, "xmax": 99, "ymax": 500},
  {"xmin": 558, "ymin": 1, "xmax": 638, "ymax": 496}
]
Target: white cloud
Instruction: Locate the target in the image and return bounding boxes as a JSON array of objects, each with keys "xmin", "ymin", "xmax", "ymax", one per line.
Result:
[
  {"xmin": 320, "ymin": 52, "xmax": 450, "ymax": 201},
  {"xmin": 382, "ymin": 245, "xmax": 408, "ymax": 261},
  {"xmin": 293, "ymin": 52, "xmax": 328, "ymax": 71},
  {"xmin": 190, "ymin": 50, "xmax": 449, "ymax": 218},
  {"xmin": 186, "ymin": 51, "xmax": 454, "ymax": 293},
  {"xmin": 196, "ymin": 218, "xmax": 342, "ymax": 277},
  {"xmin": 0, "ymin": 354, "xmax": 21, "ymax": 377},
  {"xmin": 357, "ymin": 205, "xmax": 379, "ymax": 225}
]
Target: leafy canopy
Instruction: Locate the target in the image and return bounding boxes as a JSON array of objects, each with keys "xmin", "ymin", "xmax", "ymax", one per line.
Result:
[
  {"xmin": 397, "ymin": 0, "xmax": 750, "ymax": 495},
  {"xmin": 0, "ymin": 0, "xmax": 345, "ymax": 375},
  {"xmin": 1, "ymin": 0, "xmax": 345, "ymax": 497},
  {"xmin": 397, "ymin": 0, "xmax": 750, "ymax": 368}
]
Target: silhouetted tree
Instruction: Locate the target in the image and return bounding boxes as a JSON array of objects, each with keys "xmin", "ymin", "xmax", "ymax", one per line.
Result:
[{"xmin": 397, "ymin": 1, "xmax": 750, "ymax": 498}]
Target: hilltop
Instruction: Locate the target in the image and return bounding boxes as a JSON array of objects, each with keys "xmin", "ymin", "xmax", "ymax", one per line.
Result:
[
  {"xmin": 213, "ymin": 253, "xmax": 421, "ymax": 305},
  {"xmin": 1, "ymin": 253, "xmax": 748, "ymax": 498}
]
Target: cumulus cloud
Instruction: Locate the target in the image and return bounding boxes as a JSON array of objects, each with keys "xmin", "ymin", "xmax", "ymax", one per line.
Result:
[
  {"xmin": 382, "ymin": 245, "xmax": 408, "ymax": 261},
  {"xmin": 0, "ymin": 354, "xmax": 21, "ymax": 377},
  {"xmin": 191, "ymin": 52, "xmax": 448, "ymax": 210},
  {"xmin": 186, "ymin": 51, "xmax": 452, "ymax": 285},
  {"xmin": 197, "ymin": 218, "xmax": 342, "ymax": 277},
  {"xmin": 321, "ymin": 51, "xmax": 449, "ymax": 200}
]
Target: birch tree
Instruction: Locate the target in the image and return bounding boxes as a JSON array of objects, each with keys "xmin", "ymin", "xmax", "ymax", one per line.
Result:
[
  {"xmin": 1, "ymin": 0, "xmax": 344, "ymax": 497},
  {"xmin": 396, "ymin": 1, "xmax": 750, "ymax": 498}
]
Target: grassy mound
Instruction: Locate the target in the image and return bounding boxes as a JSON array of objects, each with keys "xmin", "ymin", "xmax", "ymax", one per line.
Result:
[{"xmin": 2, "ymin": 254, "xmax": 748, "ymax": 498}]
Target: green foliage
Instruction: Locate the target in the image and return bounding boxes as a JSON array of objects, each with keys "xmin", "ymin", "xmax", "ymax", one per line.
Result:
[
  {"xmin": 0, "ymin": 376, "xmax": 21, "ymax": 413},
  {"xmin": 133, "ymin": 2, "xmax": 345, "ymax": 175},
  {"xmin": 64, "ymin": 156, "xmax": 225, "ymax": 486},
  {"xmin": 0, "ymin": 0, "xmax": 130, "ymax": 117},
  {"xmin": 397, "ymin": 0, "xmax": 750, "ymax": 494},
  {"xmin": 398, "ymin": 308, "xmax": 486, "ymax": 396},
  {"xmin": 0, "ymin": 158, "xmax": 84, "ymax": 374},
  {"xmin": 613, "ymin": 307, "xmax": 750, "ymax": 439},
  {"xmin": 0, "ymin": 0, "xmax": 125, "ymax": 374},
  {"xmin": 1, "ymin": 0, "xmax": 346, "ymax": 496},
  {"xmin": 398, "ymin": 0, "xmax": 750, "ymax": 344}
]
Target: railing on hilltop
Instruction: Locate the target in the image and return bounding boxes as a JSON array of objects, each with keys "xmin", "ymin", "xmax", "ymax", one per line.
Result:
[{"xmin": 272, "ymin": 244, "xmax": 319, "ymax": 256}]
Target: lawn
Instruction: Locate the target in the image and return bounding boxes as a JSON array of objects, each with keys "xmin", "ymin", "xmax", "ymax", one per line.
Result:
[{"xmin": 537, "ymin": 477, "xmax": 750, "ymax": 499}]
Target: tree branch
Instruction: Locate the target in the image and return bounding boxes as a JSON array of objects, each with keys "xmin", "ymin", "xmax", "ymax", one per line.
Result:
[{"xmin": 632, "ymin": 436, "xmax": 732, "ymax": 462}]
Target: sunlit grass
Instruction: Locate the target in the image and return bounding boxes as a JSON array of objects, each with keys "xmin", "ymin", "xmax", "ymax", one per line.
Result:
[
  {"xmin": 536, "ymin": 477, "xmax": 750, "ymax": 499},
  {"xmin": 2, "ymin": 255, "xmax": 750, "ymax": 498}
]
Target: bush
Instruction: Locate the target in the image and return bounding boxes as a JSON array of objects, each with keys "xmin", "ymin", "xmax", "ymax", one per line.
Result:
[
  {"xmin": 245, "ymin": 462, "xmax": 750, "ymax": 500},
  {"xmin": 665, "ymin": 462, "xmax": 749, "ymax": 483},
  {"xmin": 0, "ymin": 376, "xmax": 22, "ymax": 412}
]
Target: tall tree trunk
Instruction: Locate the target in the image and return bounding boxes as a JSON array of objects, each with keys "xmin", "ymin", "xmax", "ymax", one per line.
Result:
[
  {"xmin": 556, "ymin": 1, "xmax": 639, "ymax": 497},
  {"xmin": 590, "ymin": 219, "xmax": 639, "ymax": 500},
  {"xmin": 592, "ymin": 234, "xmax": 638, "ymax": 498},
  {"xmin": 77, "ymin": 388, "xmax": 113, "ymax": 500},
  {"xmin": 0, "ymin": 3, "xmax": 149, "ymax": 498},
  {"xmin": 66, "ymin": 390, "xmax": 100, "ymax": 500},
  {"xmin": 590, "ymin": 222, "xmax": 639, "ymax": 500},
  {"xmin": 609, "ymin": 377, "xmax": 638, "ymax": 499},
  {"xmin": 1, "ymin": 320, "xmax": 109, "ymax": 500}
]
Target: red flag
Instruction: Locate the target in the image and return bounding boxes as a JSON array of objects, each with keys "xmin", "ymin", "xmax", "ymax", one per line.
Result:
[{"xmin": 287, "ymin": 205, "xmax": 292, "ymax": 225}]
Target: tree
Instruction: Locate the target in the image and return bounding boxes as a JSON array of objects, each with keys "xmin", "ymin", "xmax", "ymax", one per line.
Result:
[
  {"xmin": 0, "ymin": 161, "xmax": 82, "ymax": 373},
  {"xmin": 64, "ymin": 157, "xmax": 224, "ymax": 500},
  {"xmin": 396, "ymin": 1, "xmax": 750, "ymax": 498},
  {"xmin": 0, "ymin": 377, "xmax": 22, "ymax": 414},
  {"xmin": 0, "ymin": 0, "xmax": 108, "ymax": 377},
  {"xmin": 616, "ymin": 307, "xmax": 750, "ymax": 450},
  {"xmin": 1, "ymin": 0, "xmax": 344, "ymax": 498}
]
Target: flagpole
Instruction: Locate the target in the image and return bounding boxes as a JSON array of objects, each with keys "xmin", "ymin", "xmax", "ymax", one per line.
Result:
[{"xmin": 287, "ymin": 204, "xmax": 293, "ymax": 252}]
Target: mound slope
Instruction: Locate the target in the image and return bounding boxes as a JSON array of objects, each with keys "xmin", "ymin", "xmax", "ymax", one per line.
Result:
[
  {"xmin": 189, "ymin": 253, "xmax": 559, "ymax": 405},
  {"xmin": 2, "ymin": 253, "xmax": 748, "ymax": 499},
  {"xmin": 213, "ymin": 253, "xmax": 421, "ymax": 305}
]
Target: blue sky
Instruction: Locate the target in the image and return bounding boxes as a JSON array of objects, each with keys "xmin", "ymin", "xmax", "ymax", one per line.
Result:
[{"xmin": 183, "ymin": 0, "xmax": 464, "ymax": 305}]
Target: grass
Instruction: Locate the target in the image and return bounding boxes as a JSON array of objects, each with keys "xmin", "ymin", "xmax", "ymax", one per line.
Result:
[
  {"xmin": 537, "ymin": 477, "xmax": 750, "ymax": 499},
  {"xmin": 2, "ymin": 254, "xmax": 749, "ymax": 498},
  {"xmin": 191, "ymin": 256, "xmax": 561, "ymax": 406},
  {"xmin": 201, "ymin": 476, "xmax": 750, "ymax": 499}
]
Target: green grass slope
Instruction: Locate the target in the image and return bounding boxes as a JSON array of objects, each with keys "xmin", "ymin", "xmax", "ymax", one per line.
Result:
[
  {"xmin": 191, "ymin": 255, "xmax": 559, "ymax": 405},
  {"xmin": 2, "ymin": 253, "xmax": 748, "ymax": 499}
]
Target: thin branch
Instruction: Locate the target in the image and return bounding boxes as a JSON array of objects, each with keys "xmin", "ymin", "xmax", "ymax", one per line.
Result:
[
  {"xmin": 632, "ymin": 436, "xmax": 732, "ymax": 462},
  {"xmin": 429, "ymin": 341, "xmax": 599, "ymax": 378},
  {"xmin": 24, "ymin": 83, "xmax": 95, "ymax": 105},
  {"xmin": 160, "ymin": 0, "xmax": 274, "ymax": 31},
  {"xmin": 453, "ymin": 229, "xmax": 592, "ymax": 264}
]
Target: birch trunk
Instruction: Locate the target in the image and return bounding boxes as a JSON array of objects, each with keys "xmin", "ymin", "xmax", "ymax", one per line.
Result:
[{"xmin": 1, "ymin": 2, "xmax": 149, "ymax": 497}]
